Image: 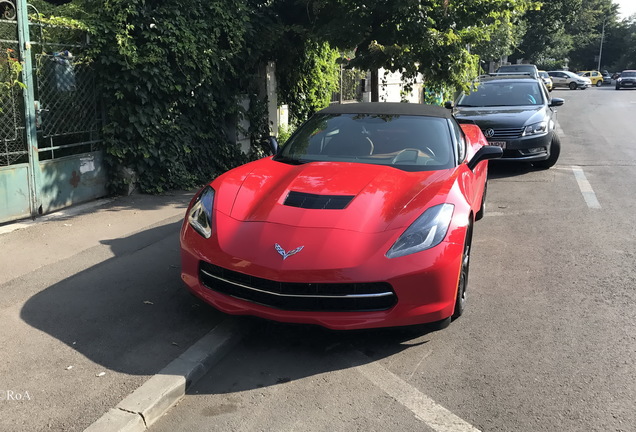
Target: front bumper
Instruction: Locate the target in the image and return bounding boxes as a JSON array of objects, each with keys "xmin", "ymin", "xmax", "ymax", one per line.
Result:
[
  {"xmin": 488, "ymin": 131, "xmax": 554, "ymax": 162},
  {"xmin": 180, "ymin": 218, "xmax": 465, "ymax": 330},
  {"xmin": 617, "ymin": 79, "xmax": 636, "ymax": 88}
]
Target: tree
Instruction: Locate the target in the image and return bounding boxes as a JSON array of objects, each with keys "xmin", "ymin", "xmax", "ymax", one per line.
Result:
[
  {"xmin": 605, "ymin": 16, "xmax": 636, "ymax": 70},
  {"xmin": 564, "ymin": 0, "xmax": 618, "ymax": 70},
  {"xmin": 511, "ymin": 0, "xmax": 582, "ymax": 64},
  {"xmin": 308, "ymin": 0, "xmax": 533, "ymax": 92}
]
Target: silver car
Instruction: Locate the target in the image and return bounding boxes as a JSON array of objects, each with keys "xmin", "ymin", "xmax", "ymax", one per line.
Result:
[{"xmin": 547, "ymin": 70, "xmax": 591, "ymax": 90}]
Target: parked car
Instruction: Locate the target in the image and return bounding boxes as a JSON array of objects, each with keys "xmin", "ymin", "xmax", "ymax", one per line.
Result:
[
  {"xmin": 453, "ymin": 76, "xmax": 564, "ymax": 169},
  {"xmin": 495, "ymin": 64, "xmax": 540, "ymax": 79},
  {"xmin": 615, "ymin": 70, "xmax": 636, "ymax": 90},
  {"xmin": 538, "ymin": 70, "xmax": 553, "ymax": 91},
  {"xmin": 180, "ymin": 103, "xmax": 502, "ymax": 330},
  {"xmin": 547, "ymin": 70, "xmax": 591, "ymax": 90},
  {"xmin": 602, "ymin": 71, "xmax": 612, "ymax": 84},
  {"xmin": 577, "ymin": 70, "xmax": 605, "ymax": 87}
]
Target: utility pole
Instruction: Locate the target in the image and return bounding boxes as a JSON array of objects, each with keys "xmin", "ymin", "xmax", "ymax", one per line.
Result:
[{"xmin": 597, "ymin": 18, "xmax": 606, "ymax": 71}]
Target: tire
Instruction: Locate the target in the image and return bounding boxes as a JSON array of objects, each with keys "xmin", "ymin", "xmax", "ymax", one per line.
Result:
[
  {"xmin": 475, "ymin": 182, "xmax": 487, "ymax": 221},
  {"xmin": 569, "ymin": 81, "xmax": 577, "ymax": 90},
  {"xmin": 596, "ymin": 80, "xmax": 602, "ymax": 87},
  {"xmin": 534, "ymin": 133, "xmax": 561, "ymax": 169},
  {"xmin": 452, "ymin": 223, "xmax": 472, "ymax": 320},
  {"xmin": 616, "ymin": 85, "xmax": 620, "ymax": 90}
]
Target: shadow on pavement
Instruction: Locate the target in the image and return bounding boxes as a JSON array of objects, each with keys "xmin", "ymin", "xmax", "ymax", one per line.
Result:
[
  {"xmin": 20, "ymin": 221, "xmax": 224, "ymax": 376},
  {"xmin": 188, "ymin": 316, "xmax": 439, "ymax": 396},
  {"xmin": 487, "ymin": 160, "xmax": 536, "ymax": 179},
  {"xmin": 99, "ymin": 190, "xmax": 196, "ymax": 213}
]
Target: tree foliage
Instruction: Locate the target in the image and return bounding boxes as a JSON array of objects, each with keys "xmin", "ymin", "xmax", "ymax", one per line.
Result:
[
  {"xmin": 276, "ymin": 40, "xmax": 340, "ymax": 126},
  {"xmin": 511, "ymin": 0, "xmax": 634, "ymax": 72},
  {"xmin": 307, "ymin": 0, "xmax": 534, "ymax": 91}
]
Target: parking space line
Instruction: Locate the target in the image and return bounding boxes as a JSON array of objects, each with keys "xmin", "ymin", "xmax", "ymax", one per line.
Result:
[
  {"xmin": 352, "ymin": 352, "xmax": 481, "ymax": 432},
  {"xmin": 572, "ymin": 166, "xmax": 601, "ymax": 209}
]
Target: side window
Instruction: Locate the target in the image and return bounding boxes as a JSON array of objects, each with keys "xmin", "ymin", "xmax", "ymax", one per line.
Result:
[{"xmin": 449, "ymin": 120, "xmax": 466, "ymax": 164}]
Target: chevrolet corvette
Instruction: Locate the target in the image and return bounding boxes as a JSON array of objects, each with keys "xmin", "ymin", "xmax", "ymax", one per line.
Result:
[{"xmin": 180, "ymin": 103, "xmax": 502, "ymax": 330}]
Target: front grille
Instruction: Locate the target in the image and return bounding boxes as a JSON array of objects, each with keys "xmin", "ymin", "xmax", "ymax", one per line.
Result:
[
  {"xmin": 199, "ymin": 261, "xmax": 397, "ymax": 312},
  {"xmin": 484, "ymin": 127, "xmax": 524, "ymax": 139},
  {"xmin": 284, "ymin": 191, "xmax": 354, "ymax": 210}
]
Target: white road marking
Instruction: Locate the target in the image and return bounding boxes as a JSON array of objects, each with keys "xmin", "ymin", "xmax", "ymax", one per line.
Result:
[
  {"xmin": 352, "ymin": 352, "xmax": 481, "ymax": 432},
  {"xmin": 572, "ymin": 166, "xmax": 601, "ymax": 209}
]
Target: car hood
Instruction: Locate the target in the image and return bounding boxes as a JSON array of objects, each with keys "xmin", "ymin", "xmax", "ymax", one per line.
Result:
[
  {"xmin": 454, "ymin": 106, "xmax": 547, "ymax": 128},
  {"xmin": 213, "ymin": 158, "xmax": 454, "ymax": 234}
]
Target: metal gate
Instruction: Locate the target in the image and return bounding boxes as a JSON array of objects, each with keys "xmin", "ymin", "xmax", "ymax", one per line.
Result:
[{"xmin": 0, "ymin": 0, "xmax": 106, "ymax": 224}]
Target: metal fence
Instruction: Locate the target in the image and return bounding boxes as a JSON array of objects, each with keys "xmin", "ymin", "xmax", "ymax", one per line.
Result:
[
  {"xmin": 0, "ymin": 0, "xmax": 105, "ymax": 224},
  {"xmin": 0, "ymin": 14, "xmax": 27, "ymax": 167},
  {"xmin": 331, "ymin": 66, "xmax": 368, "ymax": 104},
  {"xmin": 0, "ymin": 8, "xmax": 101, "ymax": 167},
  {"xmin": 29, "ymin": 15, "xmax": 101, "ymax": 161}
]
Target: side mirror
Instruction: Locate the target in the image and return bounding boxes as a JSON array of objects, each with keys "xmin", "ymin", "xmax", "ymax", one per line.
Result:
[
  {"xmin": 549, "ymin": 98, "xmax": 564, "ymax": 107},
  {"xmin": 444, "ymin": 101, "xmax": 454, "ymax": 110},
  {"xmin": 267, "ymin": 136, "xmax": 279, "ymax": 155},
  {"xmin": 467, "ymin": 145, "xmax": 503, "ymax": 171}
]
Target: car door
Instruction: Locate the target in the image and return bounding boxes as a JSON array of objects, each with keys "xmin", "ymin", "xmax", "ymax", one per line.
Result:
[{"xmin": 550, "ymin": 72, "xmax": 566, "ymax": 88}]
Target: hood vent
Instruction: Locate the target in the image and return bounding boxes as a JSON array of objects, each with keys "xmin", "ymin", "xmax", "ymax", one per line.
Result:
[{"xmin": 284, "ymin": 191, "xmax": 354, "ymax": 210}]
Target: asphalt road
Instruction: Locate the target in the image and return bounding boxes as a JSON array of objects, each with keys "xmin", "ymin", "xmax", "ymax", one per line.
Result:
[{"xmin": 150, "ymin": 85, "xmax": 636, "ymax": 432}]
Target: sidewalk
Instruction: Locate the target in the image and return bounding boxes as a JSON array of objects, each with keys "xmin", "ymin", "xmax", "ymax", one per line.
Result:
[
  {"xmin": 1, "ymin": 192, "xmax": 190, "ymax": 285},
  {"xmin": 0, "ymin": 191, "xmax": 227, "ymax": 431}
]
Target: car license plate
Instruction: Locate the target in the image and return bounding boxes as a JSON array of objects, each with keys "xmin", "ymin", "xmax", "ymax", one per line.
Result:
[{"xmin": 488, "ymin": 141, "xmax": 507, "ymax": 149}]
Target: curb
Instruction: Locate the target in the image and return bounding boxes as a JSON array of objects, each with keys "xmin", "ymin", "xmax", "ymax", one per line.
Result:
[{"xmin": 84, "ymin": 318, "xmax": 243, "ymax": 431}]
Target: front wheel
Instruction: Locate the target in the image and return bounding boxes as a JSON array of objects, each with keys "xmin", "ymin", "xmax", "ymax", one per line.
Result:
[
  {"xmin": 534, "ymin": 133, "xmax": 561, "ymax": 169},
  {"xmin": 452, "ymin": 223, "xmax": 472, "ymax": 319},
  {"xmin": 569, "ymin": 82, "xmax": 577, "ymax": 90}
]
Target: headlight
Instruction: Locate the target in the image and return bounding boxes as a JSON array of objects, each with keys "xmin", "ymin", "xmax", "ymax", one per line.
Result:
[
  {"xmin": 188, "ymin": 186, "xmax": 215, "ymax": 238},
  {"xmin": 522, "ymin": 121, "xmax": 548, "ymax": 136},
  {"xmin": 386, "ymin": 203, "xmax": 454, "ymax": 258},
  {"xmin": 618, "ymin": 77, "xmax": 623, "ymax": 82}
]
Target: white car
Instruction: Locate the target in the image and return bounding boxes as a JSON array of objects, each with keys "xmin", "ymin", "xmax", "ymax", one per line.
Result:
[{"xmin": 547, "ymin": 70, "xmax": 591, "ymax": 90}]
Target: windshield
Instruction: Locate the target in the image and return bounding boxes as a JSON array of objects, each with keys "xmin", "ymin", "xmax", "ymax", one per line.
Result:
[
  {"xmin": 275, "ymin": 113, "xmax": 454, "ymax": 171},
  {"xmin": 457, "ymin": 81, "xmax": 545, "ymax": 107},
  {"xmin": 622, "ymin": 71, "xmax": 636, "ymax": 77}
]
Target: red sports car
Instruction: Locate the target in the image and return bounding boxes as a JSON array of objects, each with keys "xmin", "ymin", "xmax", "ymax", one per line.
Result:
[{"xmin": 180, "ymin": 103, "xmax": 501, "ymax": 330}]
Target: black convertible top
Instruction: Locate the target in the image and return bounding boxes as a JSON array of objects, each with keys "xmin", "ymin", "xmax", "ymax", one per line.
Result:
[{"xmin": 318, "ymin": 102, "xmax": 453, "ymax": 118}]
